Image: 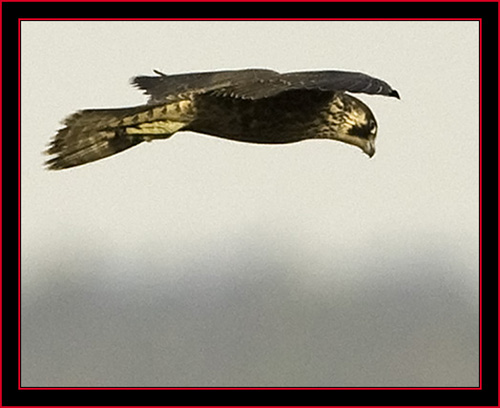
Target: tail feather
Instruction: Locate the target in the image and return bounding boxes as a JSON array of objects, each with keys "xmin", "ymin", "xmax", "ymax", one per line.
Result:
[
  {"xmin": 46, "ymin": 106, "xmax": 165, "ymax": 170},
  {"xmin": 45, "ymin": 126, "xmax": 144, "ymax": 170}
]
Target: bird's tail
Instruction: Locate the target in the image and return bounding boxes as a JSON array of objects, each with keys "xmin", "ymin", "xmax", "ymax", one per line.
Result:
[{"xmin": 45, "ymin": 104, "xmax": 189, "ymax": 170}]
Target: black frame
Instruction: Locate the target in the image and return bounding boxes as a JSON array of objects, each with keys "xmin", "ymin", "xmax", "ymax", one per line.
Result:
[{"xmin": 5, "ymin": 1, "xmax": 497, "ymax": 406}]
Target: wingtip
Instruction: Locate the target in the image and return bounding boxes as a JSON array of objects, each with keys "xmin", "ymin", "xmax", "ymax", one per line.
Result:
[
  {"xmin": 152, "ymin": 69, "xmax": 167, "ymax": 77},
  {"xmin": 391, "ymin": 89, "xmax": 401, "ymax": 100},
  {"xmin": 130, "ymin": 75, "xmax": 141, "ymax": 88},
  {"xmin": 131, "ymin": 69, "xmax": 167, "ymax": 92},
  {"xmin": 130, "ymin": 75, "xmax": 152, "ymax": 92}
]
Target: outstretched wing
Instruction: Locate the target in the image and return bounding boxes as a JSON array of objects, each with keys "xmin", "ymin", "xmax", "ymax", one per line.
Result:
[
  {"xmin": 132, "ymin": 69, "xmax": 278, "ymax": 104},
  {"xmin": 215, "ymin": 70, "xmax": 400, "ymax": 100},
  {"xmin": 132, "ymin": 69, "xmax": 399, "ymax": 103}
]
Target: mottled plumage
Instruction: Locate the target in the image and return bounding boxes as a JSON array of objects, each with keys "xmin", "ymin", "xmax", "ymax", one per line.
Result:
[{"xmin": 45, "ymin": 68, "xmax": 399, "ymax": 169}]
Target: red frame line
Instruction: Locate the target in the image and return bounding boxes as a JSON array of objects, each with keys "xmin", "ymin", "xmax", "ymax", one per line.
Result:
[{"xmin": 17, "ymin": 17, "xmax": 483, "ymax": 392}]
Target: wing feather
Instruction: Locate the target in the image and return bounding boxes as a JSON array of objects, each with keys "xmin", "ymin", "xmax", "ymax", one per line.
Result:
[
  {"xmin": 132, "ymin": 69, "xmax": 278, "ymax": 104},
  {"xmin": 215, "ymin": 70, "xmax": 400, "ymax": 99},
  {"xmin": 132, "ymin": 69, "xmax": 399, "ymax": 103}
]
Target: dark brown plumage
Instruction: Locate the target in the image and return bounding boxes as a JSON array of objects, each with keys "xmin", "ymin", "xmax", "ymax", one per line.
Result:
[{"xmin": 45, "ymin": 68, "xmax": 399, "ymax": 170}]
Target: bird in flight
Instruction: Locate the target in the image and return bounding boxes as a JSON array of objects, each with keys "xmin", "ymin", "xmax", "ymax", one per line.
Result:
[{"xmin": 45, "ymin": 68, "xmax": 399, "ymax": 170}]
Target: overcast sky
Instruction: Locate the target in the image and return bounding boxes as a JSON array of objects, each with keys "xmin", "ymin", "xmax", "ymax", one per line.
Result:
[{"xmin": 21, "ymin": 20, "xmax": 479, "ymax": 387}]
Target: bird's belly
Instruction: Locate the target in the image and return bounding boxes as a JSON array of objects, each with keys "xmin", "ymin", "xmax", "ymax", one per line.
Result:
[
  {"xmin": 189, "ymin": 95, "xmax": 330, "ymax": 144},
  {"xmin": 193, "ymin": 125, "xmax": 310, "ymax": 144}
]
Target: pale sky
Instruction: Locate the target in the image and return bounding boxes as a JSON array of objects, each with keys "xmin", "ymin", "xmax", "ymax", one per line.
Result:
[{"xmin": 21, "ymin": 20, "xmax": 479, "ymax": 387}]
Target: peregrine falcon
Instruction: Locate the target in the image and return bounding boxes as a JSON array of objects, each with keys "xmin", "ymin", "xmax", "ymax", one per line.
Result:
[{"xmin": 45, "ymin": 68, "xmax": 399, "ymax": 169}]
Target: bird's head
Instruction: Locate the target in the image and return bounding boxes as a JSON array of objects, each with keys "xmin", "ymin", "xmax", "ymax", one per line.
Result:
[{"xmin": 326, "ymin": 93, "xmax": 378, "ymax": 158}]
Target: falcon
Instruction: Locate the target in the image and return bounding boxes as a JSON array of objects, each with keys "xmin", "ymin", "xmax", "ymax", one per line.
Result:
[{"xmin": 45, "ymin": 68, "xmax": 399, "ymax": 169}]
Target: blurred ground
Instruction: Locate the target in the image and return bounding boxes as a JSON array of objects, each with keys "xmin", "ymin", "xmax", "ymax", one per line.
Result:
[{"xmin": 22, "ymin": 234, "xmax": 478, "ymax": 387}]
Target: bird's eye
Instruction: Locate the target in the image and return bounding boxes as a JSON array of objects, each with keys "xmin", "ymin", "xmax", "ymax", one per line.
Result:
[{"xmin": 369, "ymin": 120, "xmax": 377, "ymax": 134}]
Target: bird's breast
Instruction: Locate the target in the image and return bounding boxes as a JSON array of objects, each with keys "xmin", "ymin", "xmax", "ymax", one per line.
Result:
[{"xmin": 189, "ymin": 91, "xmax": 337, "ymax": 144}]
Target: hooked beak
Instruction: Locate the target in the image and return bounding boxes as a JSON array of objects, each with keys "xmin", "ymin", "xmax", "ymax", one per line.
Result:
[{"xmin": 363, "ymin": 139, "xmax": 376, "ymax": 158}]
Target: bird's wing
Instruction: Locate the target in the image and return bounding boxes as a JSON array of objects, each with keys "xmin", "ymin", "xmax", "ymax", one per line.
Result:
[
  {"xmin": 133, "ymin": 69, "xmax": 399, "ymax": 102},
  {"xmin": 132, "ymin": 69, "xmax": 279, "ymax": 104},
  {"xmin": 208, "ymin": 70, "xmax": 400, "ymax": 100}
]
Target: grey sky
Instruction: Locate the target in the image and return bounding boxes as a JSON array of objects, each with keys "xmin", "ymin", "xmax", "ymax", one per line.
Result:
[{"xmin": 21, "ymin": 21, "xmax": 479, "ymax": 387}]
